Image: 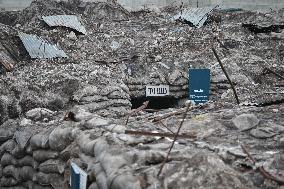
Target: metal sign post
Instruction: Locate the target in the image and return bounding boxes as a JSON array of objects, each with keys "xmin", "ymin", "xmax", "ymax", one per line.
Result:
[
  {"xmin": 188, "ymin": 68, "xmax": 210, "ymax": 104},
  {"xmin": 70, "ymin": 162, "xmax": 87, "ymax": 189}
]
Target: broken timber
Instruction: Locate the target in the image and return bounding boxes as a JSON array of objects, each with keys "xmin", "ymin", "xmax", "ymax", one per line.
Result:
[
  {"xmin": 125, "ymin": 130, "xmax": 196, "ymax": 139},
  {"xmin": 125, "ymin": 100, "xmax": 149, "ymax": 125}
]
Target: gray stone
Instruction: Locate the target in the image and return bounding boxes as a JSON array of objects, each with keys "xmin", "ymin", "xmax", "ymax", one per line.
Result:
[
  {"xmin": 232, "ymin": 114, "xmax": 259, "ymax": 131},
  {"xmin": 163, "ymin": 152, "xmax": 256, "ymax": 189},
  {"xmin": 250, "ymin": 123, "xmax": 284, "ymax": 139},
  {"xmin": 250, "ymin": 128, "xmax": 277, "ymax": 139}
]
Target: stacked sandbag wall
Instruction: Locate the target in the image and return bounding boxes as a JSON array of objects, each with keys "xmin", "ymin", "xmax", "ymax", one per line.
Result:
[{"xmin": 0, "ymin": 112, "xmax": 141, "ymax": 189}]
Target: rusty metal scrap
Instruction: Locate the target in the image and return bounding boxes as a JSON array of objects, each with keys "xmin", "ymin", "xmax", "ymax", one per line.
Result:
[
  {"xmin": 125, "ymin": 100, "xmax": 149, "ymax": 125},
  {"xmin": 63, "ymin": 111, "xmax": 77, "ymax": 122},
  {"xmin": 212, "ymin": 47, "xmax": 240, "ymax": 104},
  {"xmin": 42, "ymin": 15, "xmax": 87, "ymax": 35},
  {"xmin": 0, "ymin": 51, "xmax": 14, "ymax": 72},
  {"xmin": 125, "ymin": 130, "xmax": 196, "ymax": 139},
  {"xmin": 149, "ymin": 104, "xmax": 208, "ymax": 123},
  {"xmin": 18, "ymin": 32, "xmax": 68, "ymax": 59},
  {"xmin": 173, "ymin": 6, "xmax": 216, "ymax": 28},
  {"xmin": 157, "ymin": 103, "xmax": 191, "ymax": 177}
]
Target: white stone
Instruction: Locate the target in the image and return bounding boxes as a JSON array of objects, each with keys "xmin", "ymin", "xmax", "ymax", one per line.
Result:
[{"xmin": 232, "ymin": 114, "xmax": 259, "ymax": 131}]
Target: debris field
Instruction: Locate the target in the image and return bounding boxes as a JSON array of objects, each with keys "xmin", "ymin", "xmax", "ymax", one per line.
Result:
[{"xmin": 0, "ymin": 0, "xmax": 284, "ymax": 189}]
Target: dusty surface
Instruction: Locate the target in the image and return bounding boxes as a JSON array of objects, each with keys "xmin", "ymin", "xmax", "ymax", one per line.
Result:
[{"xmin": 0, "ymin": 0, "xmax": 284, "ymax": 188}]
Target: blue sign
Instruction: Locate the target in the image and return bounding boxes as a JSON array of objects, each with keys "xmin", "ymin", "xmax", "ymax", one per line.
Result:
[
  {"xmin": 188, "ymin": 69, "xmax": 210, "ymax": 104},
  {"xmin": 70, "ymin": 162, "xmax": 87, "ymax": 189}
]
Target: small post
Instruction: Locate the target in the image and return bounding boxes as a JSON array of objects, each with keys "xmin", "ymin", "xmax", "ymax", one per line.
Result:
[
  {"xmin": 157, "ymin": 102, "xmax": 191, "ymax": 177},
  {"xmin": 211, "ymin": 47, "xmax": 240, "ymax": 104}
]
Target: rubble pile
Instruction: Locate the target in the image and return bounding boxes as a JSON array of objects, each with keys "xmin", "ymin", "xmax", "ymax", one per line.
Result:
[{"xmin": 0, "ymin": 0, "xmax": 284, "ymax": 188}]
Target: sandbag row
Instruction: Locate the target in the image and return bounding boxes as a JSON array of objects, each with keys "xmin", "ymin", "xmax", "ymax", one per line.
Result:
[
  {"xmin": 0, "ymin": 113, "xmax": 142, "ymax": 189},
  {"xmin": 0, "ymin": 121, "xmax": 76, "ymax": 188}
]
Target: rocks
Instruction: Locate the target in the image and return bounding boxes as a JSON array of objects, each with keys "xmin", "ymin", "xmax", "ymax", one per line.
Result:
[
  {"xmin": 232, "ymin": 114, "xmax": 259, "ymax": 131},
  {"xmin": 163, "ymin": 152, "xmax": 255, "ymax": 189},
  {"xmin": 250, "ymin": 123, "xmax": 284, "ymax": 139}
]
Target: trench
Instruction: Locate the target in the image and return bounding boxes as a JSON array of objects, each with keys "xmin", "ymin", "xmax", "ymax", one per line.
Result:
[{"xmin": 131, "ymin": 96, "xmax": 180, "ymax": 110}]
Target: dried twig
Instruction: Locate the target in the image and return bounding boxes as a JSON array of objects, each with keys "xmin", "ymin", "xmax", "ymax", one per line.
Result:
[
  {"xmin": 241, "ymin": 144, "xmax": 284, "ymax": 185},
  {"xmin": 157, "ymin": 103, "xmax": 191, "ymax": 177},
  {"xmin": 125, "ymin": 101, "xmax": 149, "ymax": 125},
  {"xmin": 212, "ymin": 47, "xmax": 240, "ymax": 104}
]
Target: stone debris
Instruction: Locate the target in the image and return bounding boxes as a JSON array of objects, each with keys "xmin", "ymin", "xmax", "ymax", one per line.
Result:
[{"xmin": 0, "ymin": 0, "xmax": 284, "ymax": 188}]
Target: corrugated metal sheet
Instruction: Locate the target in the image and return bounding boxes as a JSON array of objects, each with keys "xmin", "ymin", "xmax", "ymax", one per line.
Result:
[
  {"xmin": 42, "ymin": 15, "xmax": 87, "ymax": 35},
  {"xmin": 18, "ymin": 32, "xmax": 68, "ymax": 59},
  {"xmin": 0, "ymin": 51, "xmax": 14, "ymax": 71},
  {"xmin": 173, "ymin": 7, "xmax": 215, "ymax": 28}
]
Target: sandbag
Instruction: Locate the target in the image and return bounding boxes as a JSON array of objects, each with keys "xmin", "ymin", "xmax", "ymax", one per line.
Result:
[
  {"xmin": 2, "ymin": 165, "xmax": 34, "ymax": 181},
  {"xmin": 0, "ymin": 139, "xmax": 16, "ymax": 156},
  {"xmin": 33, "ymin": 172, "xmax": 68, "ymax": 189},
  {"xmin": 0, "ymin": 176, "xmax": 18, "ymax": 187},
  {"xmin": 39, "ymin": 159, "xmax": 66, "ymax": 174},
  {"xmin": 99, "ymin": 153, "xmax": 128, "ymax": 176},
  {"xmin": 33, "ymin": 172, "xmax": 62, "ymax": 186},
  {"xmin": 1, "ymin": 153, "xmax": 34, "ymax": 167},
  {"xmin": 0, "ymin": 128, "xmax": 14, "ymax": 143},
  {"xmin": 14, "ymin": 130, "xmax": 33, "ymax": 149},
  {"xmin": 77, "ymin": 133, "xmax": 96, "ymax": 156},
  {"xmin": 109, "ymin": 173, "xmax": 141, "ymax": 189},
  {"xmin": 25, "ymin": 108, "xmax": 54, "ymax": 121},
  {"xmin": 33, "ymin": 150, "xmax": 58, "ymax": 163},
  {"xmin": 0, "ymin": 164, "xmax": 2, "ymax": 177},
  {"xmin": 2, "ymin": 165, "xmax": 20, "ymax": 180},
  {"xmin": 93, "ymin": 163, "xmax": 108, "ymax": 189},
  {"xmin": 23, "ymin": 180, "xmax": 53, "ymax": 189},
  {"xmin": 49, "ymin": 126, "xmax": 73, "ymax": 151},
  {"xmin": 60, "ymin": 143, "xmax": 80, "ymax": 161},
  {"xmin": 1, "ymin": 153, "xmax": 16, "ymax": 167},
  {"xmin": 1, "ymin": 186, "xmax": 26, "ymax": 189},
  {"xmin": 89, "ymin": 182, "xmax": 99, "ymax": 189},
  {"xmin": 30, "ymin": 128, "xmax": 53, "ymax": 149},
  {"xmin": 93, "ymin": 138, "xmax": 109, "ymax": 157},
  {"xmin": 18, "ymin": 155, "xmax": 34, "ymax": 167},
  {"xmin": 10, "ymin": 144, "xmax": 26, "ymax": 159}
]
